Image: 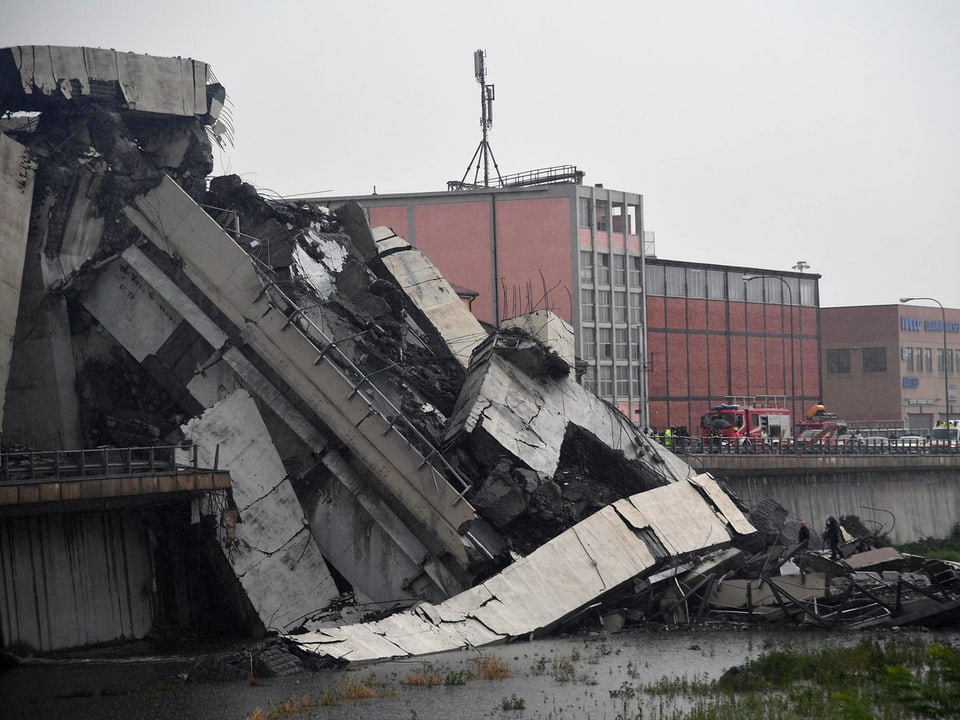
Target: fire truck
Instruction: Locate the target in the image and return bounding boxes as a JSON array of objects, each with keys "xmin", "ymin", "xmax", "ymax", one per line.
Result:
[
  {"xmin": 699, "ymin": 396, "xmax": 792, "ymax": 446},
  {"xmin": 795, "ymin": 404, "xmax": 846, "ymax": 440}
]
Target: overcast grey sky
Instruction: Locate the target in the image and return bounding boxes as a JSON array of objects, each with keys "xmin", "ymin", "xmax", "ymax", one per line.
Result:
[{"xmin": 4, "ymin": 0, "xmax": 959, "ymax": 309}]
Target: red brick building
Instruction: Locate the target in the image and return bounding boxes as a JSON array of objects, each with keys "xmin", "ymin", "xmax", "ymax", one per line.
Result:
[
  {"xmin": 320, "ymin": 176, "xmax": 822, "ymax": 433},
  {"xmin": 644, "ymin": 258, "xmax": 821, "ymax": 434},
  {"xmin": 821, "ymin": 303, "xmax": 960, "ymax": 430}
]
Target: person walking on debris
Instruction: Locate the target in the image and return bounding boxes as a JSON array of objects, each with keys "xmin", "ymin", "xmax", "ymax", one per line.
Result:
[
  {"xmin": 797, "ymin": 520, "xmax": 810, "ymax": 548},
  {"xmin": 823, "ymin": 514, "xmax": 841, "ymax": 560}
]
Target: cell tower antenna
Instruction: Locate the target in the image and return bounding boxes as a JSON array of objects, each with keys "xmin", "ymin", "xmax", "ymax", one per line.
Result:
[{"xmin": 458, "ymin": 49, "xmax": 503, "ymax": 189}]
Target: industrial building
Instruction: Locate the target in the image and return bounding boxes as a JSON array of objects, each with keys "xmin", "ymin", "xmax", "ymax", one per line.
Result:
[
  {"xmin": 320, "ymin": 178, "xmax": 823, "ymax": 433},
  {"xmin": 821, "ymin": 303, "xmax": 960, "ymax": 431}
]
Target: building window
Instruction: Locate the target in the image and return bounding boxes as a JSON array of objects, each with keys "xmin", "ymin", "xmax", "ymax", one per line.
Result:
[
  {"xmin": 598, "ymin": 290, "xmax": 611, "ymax": 322},
  {"xmin": 937, "ymin": 348, "xmax": 946, "ymax": 373},
  {"xmin": 632, "ymin": 364, "xmax": 641, "ymax": 395},
  {"xmin": 582, "ymin": 366, "xmax": 596, "ymax": 393},
  {"xmin": 628, "ymin": 255, "xmax": 642, "ymax": 287},
  {"xmin": 615, "ymin": 327, "xmax": 628, "ymax": 358},
  {"xmin": 665, "ymin": 267, "xmax": 684, "ymax": 297},
  {"xmin": 599, "ymin": 327, "xmax": 612, "ymax": 359},
  {"xmin": 579, "ymin": 251, "xmax": 594, "ymax": 284},
  {"xmin": 800, "ymin": 278, "xmax": 816, "ymax": 306},
  {"xmin": 687, "ymin": 269, "xmax": 705, "ymax": 298},
  {"xmin": 763, "ymin": 277, "xmax": 782, "ymax": 303},
  {"xmin": 631, "ymin": 326, "xmax": 641, "ymax": 358},
  {"xmin": 616, "ymin": 369, "xmax": 630, "ymax": 397},
  {"xmin": 582, "ymin": 330, "xmax": 596, "ymax": 360},
  {"xmin": 826, "ymin": 349, "xmax": 851, "ymax": 374},
  {"xmin": 614, "ymin": 291, "xmax": 627, "ymax": 322},
  {"xmin": 862, "ymin": 347, "xmax": 887, "ymax": 373},
  {"xmin": 645, "ymin": 265, "xmax": 665, "ymax": 296},
  {"xmin": 613, "ymin": 255, "xmax": 626, "ymax": 286},
  {"xmin": 612, "ymin": 202, "xmax": 626, "ymax": 233},
  {"xmin": 728, "ymin": 273, "xmax": 745, "ymax": 301},
  {"xmin": 598, "ymin": 366, "xmax": 613, "ymax": 396},
  {"xmin": 596, "ymin": 253, "xmax": 610, "ymax": 285},
  {"xmin": 579, "ymin": 197, "xmax": 592, "ymax": 228},
  {"xmin": 629, "ymin": 292, "xmax": 643, "ymax": 323},
  {"xmin": 924, "ymin": 348, "xmax": 932, "ymax": 372},
  {"xmin": 904, "ymin": 346, "xmax": 914, "ymax": 372},
  {"xmin": 627, "ymin": 204, "xmax": 638, "ymax": 235},
  {"xmin": 744, "ymin": 278, "xmax": 764, "ymax": 303},
  {"xmin": 595, "ymin": 199, "xmax": 609, "ymax": 231},
  {"xmin": 581, "ymin": 289, "xmax": 595, "ymax": 321},
  {"xmin": 707, "ymin": 270, "xmax": 726, "ymax": 299}
]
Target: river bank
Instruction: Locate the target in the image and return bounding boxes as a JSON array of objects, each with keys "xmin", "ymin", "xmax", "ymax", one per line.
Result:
[{"xmin": 4, "ymin": 624, "xmax": 957, "ymax": 720}]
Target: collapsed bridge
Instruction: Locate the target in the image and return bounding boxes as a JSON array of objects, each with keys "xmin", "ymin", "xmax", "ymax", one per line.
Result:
[{"xmin": 0, "ymin": 46, "xmax": 704, "ymax": 653}]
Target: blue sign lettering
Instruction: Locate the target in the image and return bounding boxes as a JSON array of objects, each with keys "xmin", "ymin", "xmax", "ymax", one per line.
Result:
[
  {"xmin": 902, "ymin": 376, "xmax": 920, "ymax": 389},
  {"xmin": 902, "ymin": 316, "xmax": 960, "ymax": 333}
]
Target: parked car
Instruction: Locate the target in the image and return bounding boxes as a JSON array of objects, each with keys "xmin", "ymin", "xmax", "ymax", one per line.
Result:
[{"xmin": 892, "ymin": 435, "xmax": 927, "ymax": 453}]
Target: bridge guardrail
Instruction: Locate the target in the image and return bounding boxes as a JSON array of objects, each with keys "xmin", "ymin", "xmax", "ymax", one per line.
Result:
[
  {"xmin": 0, "ymin": 445, "xmax": 202, "ymax": 484},
  {"xmin": 665, "ymin": 436, "xmax": 960, "ymax": 456}
]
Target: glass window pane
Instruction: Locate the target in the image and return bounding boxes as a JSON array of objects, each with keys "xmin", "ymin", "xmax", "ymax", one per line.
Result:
[
  {"xmin": 707, "ymin": 270, "xmax": 726, "ymax": 299},
  {"xmin": 645, "ymin": 265, "xmax": 665, "ymax": 296},
  {"xmin": 665, "ymin": 267, "xmax": 684, "ymax": 297}
]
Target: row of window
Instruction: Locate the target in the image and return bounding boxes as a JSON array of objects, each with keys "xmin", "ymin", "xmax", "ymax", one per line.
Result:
[
  {"xmin": 581, "ymin": 326, "xmax": 643, "ymax": 361},
  {"xmin": 579, "ymin": 251, "xmax": 644, "ymax": 287},
  {"xmin": 902, "ymin": 346, "xmax": 960, "ymax": 374},
  {"xmin": 581, "ymin": 364, "xmax": 643, "ymax": 397},
  {"xmin": 826, "ymin": 348, "xmax": 888, "ymax": 374},
  {"xmin": 580, "ymin": 289, "xmax": 643, "ymax": 323},
  {"xmin": 578, "ymin": 198, "xmax": 640, "ymax": 235},
  {"xmin": 644, "ymin": 266, "xmax": 818, "ymax": 306}
]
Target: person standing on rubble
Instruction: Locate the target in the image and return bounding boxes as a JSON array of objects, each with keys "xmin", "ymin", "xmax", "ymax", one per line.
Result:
[
  {"xmin": 797, "ymin": 520, "xmax": 810, "ymax": 548},
  {"xmin": 823, "ymin": 514, "xmax": 841, "ymax": 560}
]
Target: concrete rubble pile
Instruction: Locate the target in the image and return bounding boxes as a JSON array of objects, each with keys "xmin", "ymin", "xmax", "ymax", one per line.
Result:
[{"xmin": 2, "ymin": 46, "xmax": 958, "ymax": 662}]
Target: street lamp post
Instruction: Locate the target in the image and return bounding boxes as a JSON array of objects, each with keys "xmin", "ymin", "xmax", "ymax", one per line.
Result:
[
  {"xmin": 744, "ymin": 275, "xmax": 796, "ymax": 421},
  {"xmin": 900, "ymin": 297, "xmax": 951, "ymax": 424}
]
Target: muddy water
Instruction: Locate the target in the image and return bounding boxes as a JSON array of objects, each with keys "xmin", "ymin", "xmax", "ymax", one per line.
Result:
[{"xmin": 4, "ymin": 627, "xmax": 956, "ymax": 719}]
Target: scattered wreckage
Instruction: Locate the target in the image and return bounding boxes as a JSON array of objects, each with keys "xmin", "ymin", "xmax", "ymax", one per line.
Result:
[{"xmin": 1, "ymin": 46, "xmax": 958, "ymax": 664}]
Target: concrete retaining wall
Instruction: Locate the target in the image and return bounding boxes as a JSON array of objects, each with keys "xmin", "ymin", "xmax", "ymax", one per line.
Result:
[
  {"xmin": 712, "ymin": 463, "xmax": 960, "ymax": 543},
  {"xmin": 0, "ymin": 510, "xmax": 154, "ymax": 652}
]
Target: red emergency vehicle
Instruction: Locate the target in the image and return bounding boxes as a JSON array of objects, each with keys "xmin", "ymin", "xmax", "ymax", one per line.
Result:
[{"xmin": 700, "ymin": 396, "xmax": 792, "ymax": 445}]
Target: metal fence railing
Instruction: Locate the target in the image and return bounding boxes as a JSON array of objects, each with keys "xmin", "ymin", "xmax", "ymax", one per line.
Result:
[
  {"xmin": 0, "ymin": 445, "xmax": 202, "ymax": 484},
  {"xmin": 665, "ymin": 436, "xmax": 960, "ymax": 456}
]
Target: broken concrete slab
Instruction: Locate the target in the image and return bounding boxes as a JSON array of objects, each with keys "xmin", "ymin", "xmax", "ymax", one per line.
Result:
[
  {"xmin": 180, "ymin": 390, "xmax": 340, "ymax": 633},
  {"xmin": 501, "ymin": 310, "xmax": 575, "ymax": 369},
  {"xmin": 289, "ymin": 473, "xmax": 755, "ymax": 664},
  {"xmin": 0, "ymin": 133, "xmax": 34, "ymax": 427},
  {"xmin": 371, "ymin": 226, "xmax": 488, "ymax": 369},
  {"xmin": 78, "ymin": 242, "xmax": 467, "ymax": 605},
  {"xmin": 122, "ymin": 177, "xmax": 491, "ymax": 572},
  {"xmin": 445, "ymin": 333, "xmax": 692, "ymax": 483},
  {"xmin": 0, "ymin": 46, "xmax": 222, "ymax": 121}
]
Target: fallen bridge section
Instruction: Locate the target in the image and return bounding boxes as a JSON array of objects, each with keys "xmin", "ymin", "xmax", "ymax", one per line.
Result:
[
  {"xmin": 0, "ymin": 134, "xmax": 33, "ymax": 428},
  {"xmin": 123, "ymin": 177, "xmax": 491, "ymax": 575},
  {"xmin": 289, "ymin": 472, "xmax": 754, "ymax": 664}
]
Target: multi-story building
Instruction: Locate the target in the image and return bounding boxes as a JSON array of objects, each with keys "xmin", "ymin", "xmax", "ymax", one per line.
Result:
[
  {"xmin": 644, "ymin": 258, "xmax": 821, "ymax": 433},
  {"xmin": 319, "ymin": 171, "xmax": 822, "ymax": 433},
  {"xmin": 821, "ymin": 303, "xmax": 960, "ymax": 431}
]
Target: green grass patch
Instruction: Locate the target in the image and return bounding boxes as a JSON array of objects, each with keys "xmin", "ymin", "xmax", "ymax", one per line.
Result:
[{"xmin": 642, "ymin": 637, "xmax": 960, "ymax": 720}]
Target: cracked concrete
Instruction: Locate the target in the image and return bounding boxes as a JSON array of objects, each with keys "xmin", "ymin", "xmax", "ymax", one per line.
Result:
[{"xmin": 1, "ymin": 43, "xmax": 761, "ymax": 655}]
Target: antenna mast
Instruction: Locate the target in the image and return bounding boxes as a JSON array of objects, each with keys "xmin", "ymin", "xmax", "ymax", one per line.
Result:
[{"xmin": 458, "ymin": 49, "xmax": 502, "ymax": 189}]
